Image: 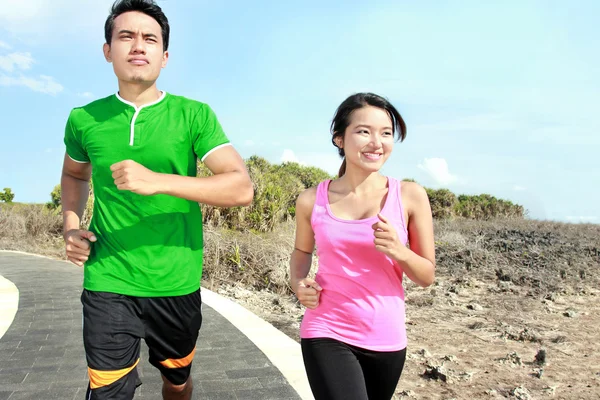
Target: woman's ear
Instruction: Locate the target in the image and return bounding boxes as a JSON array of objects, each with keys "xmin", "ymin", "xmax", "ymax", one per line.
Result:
[{"xmin": 334, "ymin": 135, "xmax": 343, "ymax": 149}]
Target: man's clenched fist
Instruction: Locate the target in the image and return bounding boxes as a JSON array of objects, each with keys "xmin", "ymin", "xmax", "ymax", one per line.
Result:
[
  {"xmin": 64, "ymin": 229, "xmax": 96, "ymax": 267},
  {"xmin": 110, "ymin": 159, "xmax": 159, "ymax": 195}
]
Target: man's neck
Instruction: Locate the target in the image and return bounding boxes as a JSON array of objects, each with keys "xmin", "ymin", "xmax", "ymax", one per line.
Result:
[{"xmin": 117, "ymin": 82, "xmax": 162, "ymax": 108}]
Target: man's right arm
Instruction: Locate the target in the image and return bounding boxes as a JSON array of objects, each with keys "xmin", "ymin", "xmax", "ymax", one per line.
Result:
[
  {"xmin": 61, "ymin": 153, "xmax": 95, "ymax": 266},
  {"xmin": 61, "ymin": 153, "xmax": 91, "ymax": 232}
]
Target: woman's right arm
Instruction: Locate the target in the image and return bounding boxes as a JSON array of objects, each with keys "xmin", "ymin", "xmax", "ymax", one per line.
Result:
[{"xmin": 289, "ymin": 187, "xmax": 322, "ymax": 309}]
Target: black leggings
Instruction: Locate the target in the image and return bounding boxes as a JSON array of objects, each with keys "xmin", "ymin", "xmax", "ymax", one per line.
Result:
[{"xmin": 301, "ymin": 337, "xmax": 407, "ymax": 400}]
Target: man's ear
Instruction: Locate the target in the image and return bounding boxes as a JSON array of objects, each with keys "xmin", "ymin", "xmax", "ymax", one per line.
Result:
[
  {"xmin": 161, "ymin": 50, "xmax": 169, "ymax": 69},
  {"xmin": 103, "ymin": 43, "xmax": 112, "ymax": 62}
]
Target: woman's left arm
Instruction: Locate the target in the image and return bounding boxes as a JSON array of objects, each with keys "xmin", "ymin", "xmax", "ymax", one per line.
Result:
[{"xmin": 395, "ymin": 182, "xmax": 436, "ymax": 287}]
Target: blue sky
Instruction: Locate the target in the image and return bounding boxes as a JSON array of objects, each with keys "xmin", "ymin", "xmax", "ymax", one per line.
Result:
[{"xmin": 0, "ymin": 0, "xmax": 597, "ymax": 223}]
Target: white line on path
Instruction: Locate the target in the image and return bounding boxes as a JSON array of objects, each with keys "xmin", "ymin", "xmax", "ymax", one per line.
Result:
[
  {"xmin": 0, "ymin": 274, "xmax": 18, "ymax": 340},
  {"xmin": 201, "ymin": 287, "xmax": 314, "ymax": 400},
  {"xmin": 0, "ymin": 250, "xmax": 314, "ymax": 399}
]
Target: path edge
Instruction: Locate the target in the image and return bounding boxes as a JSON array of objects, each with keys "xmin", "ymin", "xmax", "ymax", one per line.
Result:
[{"xmin": 0, "ymin": 250, "xmax": 314, "ymax": 400}]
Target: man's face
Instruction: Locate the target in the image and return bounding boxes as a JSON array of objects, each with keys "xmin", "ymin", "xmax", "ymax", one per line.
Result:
[{"xmin": 103, "ymin": 11, "xmax": 168, "ymax": 84}]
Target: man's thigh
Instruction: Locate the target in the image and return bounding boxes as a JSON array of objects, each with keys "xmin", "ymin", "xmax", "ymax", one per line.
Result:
[
  {"xmin": 143, "ymin": 288, "xmax": 203, "ymax": 386},
  {"xmin": 81, "ymin": 290, "xmax": 144, "ymax": 400}
]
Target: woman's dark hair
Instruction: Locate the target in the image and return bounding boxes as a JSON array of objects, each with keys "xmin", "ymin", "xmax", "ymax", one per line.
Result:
[
  {"xmin": 104, "ymin": 0, "xmax": 170, "ymax": 51},
  {"xmin": 331, "ymin": 92, "xmax": 406, "ymax": 177}
]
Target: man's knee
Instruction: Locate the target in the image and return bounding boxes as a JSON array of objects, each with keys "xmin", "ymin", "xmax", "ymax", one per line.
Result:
[{"xmin": 162, "ymin": 375, "xmax": 191, "ymax": 393}]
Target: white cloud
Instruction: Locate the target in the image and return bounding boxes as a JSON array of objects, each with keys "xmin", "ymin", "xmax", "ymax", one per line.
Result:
[
  {"xmin": 77, "ymin": 91, "xmax": 94, "ymax": 98},
  {"xmin": 281, "ymin": 149, "xmax": 302, "ymax": 164},
  {"xmin": 0, "ymin": 41, "xmax": 63, "ymax": 95},
  {"xmin": 0, "ymin": 52, "xmax": 34, "ymax": 72},
  {"xmin": 0, "ymin": 40, "xmax": 11, "ymax": 49},
  {"xmin": 418, "ymin": 158, "xmax": 458, "ymax": 186},
  {"xmin": 278, "ymin": 149, "xmax": 341, "ymax": 175},
  {"xmin": 292, "ymin": 152, "xmax": 342, "ymax": 175},
  {"xmin": 0, "ymin": 0, "xmax": 115, "ymax": 42},
  {"xmin": 0, "ymin": 74, "xmax": 63, "ymax": 95},
  {"xmin": 513, "ymin": 185, "xmax": 526, "ymax": 191}
]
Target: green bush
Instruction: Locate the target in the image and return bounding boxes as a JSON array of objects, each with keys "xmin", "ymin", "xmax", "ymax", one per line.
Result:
[
  {"xmin": 455, "ymin": 194, "xmax": 524, "ymax": 220},
  {"xmin": 0, "ymin": 188, "xmax": 15, "ymax": 203},
  {"xmin": 48, "ymin": 155, "xmax": 525, "ymax": 232},
  {"xmin": 426, "ymin": 188, "xmax": 458, "ymax": 219},
  {"xmin": 422, "ymin": 187, "xmax": 524, "ymax": 220},
  {"xmin": 46, "ymin": 181, "xmax": 94, "ymax": 229},
  {"xmin": 199, "ymin": 156, "xmax": 333, "ymax": 232},
  {"xmin": 47, "ymin": 184, "xmax": 61, "ymax": 210},
  {"xmin": 271, "ymin": 162, "xmax": 332, "ymax": 189}
]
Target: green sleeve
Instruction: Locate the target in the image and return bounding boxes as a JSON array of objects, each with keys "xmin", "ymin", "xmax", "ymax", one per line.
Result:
[
  {"xmin": 192, "ymin": 103, "xmax": 231, "ymax": 162},
  {"xmin": 63, "ymin": 110, "xmax": 90, "ymax": 163}
]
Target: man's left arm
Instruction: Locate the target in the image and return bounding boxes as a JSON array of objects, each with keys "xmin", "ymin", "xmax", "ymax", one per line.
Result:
[{"xmin": 110, "ymin": 145, "xmax": 253, "ymax": 207}]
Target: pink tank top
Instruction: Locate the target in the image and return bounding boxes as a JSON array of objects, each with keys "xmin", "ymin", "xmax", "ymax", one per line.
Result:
[{"xmin": 300, "ymin": 177, "xmax": 409, "ymax": 351}]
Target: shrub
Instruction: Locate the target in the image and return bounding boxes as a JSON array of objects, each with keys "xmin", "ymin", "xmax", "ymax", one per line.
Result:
[
  {"xmin": 271, "ymin": 162, "xmax": 332, "ymax": 189},
  {"xmin": 199, "ymin": 156, "xmax": 333, "ymax": 232},
  {"xmin": 47, "ymin": 184, "xmax": 61, "ymax": 210},
  {"xmin": 45, "ymin": 182, "xmax": 94, "ymax": 229},
  {"xmin": 46, "ymin": 156, "xmax": 525, "ymax": 233},
  {"xmin": 0, "ymin": 188, "xmax": 15, "ymax": 203},
  {"xmin": 426, "ymin": 188, "xmax": 458, "ymax": 219},
  {"xmin": 455, "ymin": 194, "xmax": 525, "ymax": 220}
]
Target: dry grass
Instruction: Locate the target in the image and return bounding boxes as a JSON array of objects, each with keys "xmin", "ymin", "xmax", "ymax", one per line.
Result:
[
  {"xmin": 202, "ymin": 222, "xmax": 296, "ymax": 295},
  {"xmin": 1, "ymin": 205, "xmax": 598, "ymax": 299},
  {"xmin": 0, "ymin": 204, "xmax": 64, "ymax": 258},
  {"xmin": 2, "ymin": 204, "xmax": 600, "ymax": 399}
]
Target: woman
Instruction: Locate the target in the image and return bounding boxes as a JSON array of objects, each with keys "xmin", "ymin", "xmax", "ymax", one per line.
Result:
[{"xmin": 290, "ymin": 92, "xmax": 436, "ymax": 400}]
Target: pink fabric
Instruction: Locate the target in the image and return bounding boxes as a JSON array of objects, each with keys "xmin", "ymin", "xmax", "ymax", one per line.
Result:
[{"xmin": 300, "ymin": 177, "xmax": 409, "ymax": 351}]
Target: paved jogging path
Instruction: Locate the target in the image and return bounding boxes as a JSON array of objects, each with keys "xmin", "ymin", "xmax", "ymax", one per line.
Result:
[{"xmin": 0, "ymin": 252, "xmax": 311, "ymax": 400}]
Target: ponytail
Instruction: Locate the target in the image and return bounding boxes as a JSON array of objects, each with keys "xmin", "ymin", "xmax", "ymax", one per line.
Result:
[{"xmin": 338, "ymin": 158, "xmax": 347, "ymax": 178}]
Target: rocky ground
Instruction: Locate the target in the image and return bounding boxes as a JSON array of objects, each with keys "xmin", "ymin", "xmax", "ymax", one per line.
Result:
[
  {"xmin": 2, "ymin": 209, "xmax": 599, "ymax": 399},
  {"xmin": 206, "ymin": 220, "xmax": 600, "ymax": 400},
  {"xmin": 211, "ymin": 275, "xmax": 600, "ymax": 400}
]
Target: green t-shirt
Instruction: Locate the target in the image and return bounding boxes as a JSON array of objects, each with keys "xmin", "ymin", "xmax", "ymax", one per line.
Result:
[{"xmin": 64, "ymin": 92, "xmax": 230, "ymax": 297}]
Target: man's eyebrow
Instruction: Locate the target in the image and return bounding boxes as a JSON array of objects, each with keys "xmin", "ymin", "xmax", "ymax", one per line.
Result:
[{"xmin": 117, "ymin": 30, "xmax": 158, "ymax": 38}]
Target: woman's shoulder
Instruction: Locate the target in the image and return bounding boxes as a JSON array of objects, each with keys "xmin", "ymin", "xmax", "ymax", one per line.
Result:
[
  {"xmin": 296, "ymin": 186, "xmax": 319, "ymax": 215},
  {"xmin": 399, "ymin": 180, "xmax": 430, "ymax": 209},
  {"xmin": 400, "ymin": 179, "xmax": 426, "ymax": 195},
  {"xmin": 296, "ymin": 178, "xmax": 332, "ymax": 214}
]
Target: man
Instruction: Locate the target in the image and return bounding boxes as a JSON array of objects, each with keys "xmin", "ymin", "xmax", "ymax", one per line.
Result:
[{"xmin": 60, "ymin": 1, "xmax": 253, "ymax": 398}]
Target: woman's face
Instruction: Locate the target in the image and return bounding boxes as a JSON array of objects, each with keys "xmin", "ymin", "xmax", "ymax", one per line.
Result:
[{"xmin": 336, "ymin": 106, "xmax": 395, "ymax": 174}]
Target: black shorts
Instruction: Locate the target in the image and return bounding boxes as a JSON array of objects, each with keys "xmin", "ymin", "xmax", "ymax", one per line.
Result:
[{"xmin": 81, "ymin": 288, "xmax": 203, "ymax": 399}]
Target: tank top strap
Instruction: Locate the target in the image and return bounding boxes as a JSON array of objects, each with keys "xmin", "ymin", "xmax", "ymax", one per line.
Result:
[
  {"xmin": 384, "ymin": 177, "xmax": 399, "ymax": 211},
  {"xmin": 315, "ymin": 179, "xmax": 331, "ymax": 207},
  {"xmin": 384, "ymin": 177, "xmax": 408, "ymax": 234},
  {"xmin": 394, "ymin": 177, "xmax": 408, "ymax": 234}
]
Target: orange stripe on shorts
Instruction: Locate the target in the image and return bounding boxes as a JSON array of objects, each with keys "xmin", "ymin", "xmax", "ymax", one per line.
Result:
[
  {"xmin": 88, "ymin": 358, "xmax": 140, "ymax": 389},
  {"xmin": 159, "ymin": 347, "xmax": 197, "ymax": 369}
]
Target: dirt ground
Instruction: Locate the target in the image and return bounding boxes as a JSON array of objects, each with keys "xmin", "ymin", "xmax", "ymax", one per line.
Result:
[
  {"xmin": 211, "ymin": 275, "xmax": 600, "ymax": 400},
  {"xmin": 3, "ymin": 208, "xmax": 599, "ymax": 399}
]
